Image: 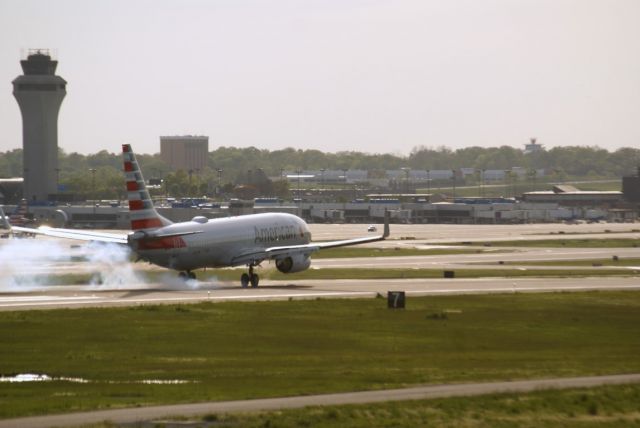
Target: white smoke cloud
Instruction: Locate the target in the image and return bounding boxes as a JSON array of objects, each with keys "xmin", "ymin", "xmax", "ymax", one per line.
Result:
[
  {"xmin": 0, "ymin": 238, "xmax": 78, "ymax": 290},
  {"xmin": 0, "ymin": 237, "xmax": 145, "ymax": 291},
  {"xmin": 0, "ymin": 237, "xmax": 227, "ymax": 292},
  {"xmin": 84, "ymin": 241, "xmax": 145, "ymax": 289}
]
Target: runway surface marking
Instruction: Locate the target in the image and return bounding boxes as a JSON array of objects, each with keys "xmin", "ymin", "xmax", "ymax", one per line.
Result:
[
  {"xmin": 2, "ymin": 374, "xmax": 639, "ymax": 428},
  {"xmin": 0, "ymin": 295, "xmax": 100, "ymax": 303},
  {"xmin": 0, "ymin": 291, "xmax": 375, "ymax": 309}
]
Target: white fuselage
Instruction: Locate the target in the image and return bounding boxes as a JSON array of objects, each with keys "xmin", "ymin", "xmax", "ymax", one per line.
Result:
[{"xmin": 133, "ymin": 212, "xmax": 311, "ymax": 271}]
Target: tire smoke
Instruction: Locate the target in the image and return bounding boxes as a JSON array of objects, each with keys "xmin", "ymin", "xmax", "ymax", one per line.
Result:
[{"xmin": 0, "ymin": 238, "xmax": 144, "ymax": 290}]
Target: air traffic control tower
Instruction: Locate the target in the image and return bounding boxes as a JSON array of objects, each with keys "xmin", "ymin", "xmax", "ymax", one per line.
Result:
[{"xmin": 12, "ymin": 50, "xmax": 66, "ymax": 202}]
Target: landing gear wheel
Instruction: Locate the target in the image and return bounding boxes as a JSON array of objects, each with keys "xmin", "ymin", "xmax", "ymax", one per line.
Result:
[
  {"xmin": 188, "ymin": 271, "xmax": 196, "ymax": 280},
  {"xmin": 241, "ymin": 273, "xmax": 250, "ymax": 288},
  {"xmin": 250, "ymin": 273, "xmax": 259, "ymax": 288},
  {"xmin": 178, "ymin": 271, "xmax": 188, "ymax": 280}
]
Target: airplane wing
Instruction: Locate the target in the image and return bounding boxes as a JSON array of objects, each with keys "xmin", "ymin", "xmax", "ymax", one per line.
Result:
[
  {"xmin": 9, "ymin": 225, "xmax": 129, "ymax": 244},
  {"xmin": 230, "ymin": 213, "xmax": 390, "ymax": 266}
]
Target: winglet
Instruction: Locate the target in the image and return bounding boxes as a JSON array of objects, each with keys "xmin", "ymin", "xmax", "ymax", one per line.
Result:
[{"xmin": 383, "ymin": 210, "xmax": 390, "ymax": 238}]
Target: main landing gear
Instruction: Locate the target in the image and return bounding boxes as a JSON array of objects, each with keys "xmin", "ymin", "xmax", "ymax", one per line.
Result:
[
  {"xmin": 178, "ymin": 271, "xmax": 196, "ymax": 280},
  {"xmin": 241, "ymin": 265, "xmax": 259, "ymax": 288}
]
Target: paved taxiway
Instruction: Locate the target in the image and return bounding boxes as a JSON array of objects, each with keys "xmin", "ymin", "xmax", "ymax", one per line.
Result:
[
  {"xmin": 2, "ymin": 373, "xmax": 640, "ymax": 428},
  {"xmin": 1, "ymin": 276, "xmax": 639, "ymax": 311},
  {"xmin": 309, "ymin": 221, "xmax": 640, "ymax": 243},
  {"xmin": 313, "ymin": 247, "xmax": 640, "ymax": 269}
]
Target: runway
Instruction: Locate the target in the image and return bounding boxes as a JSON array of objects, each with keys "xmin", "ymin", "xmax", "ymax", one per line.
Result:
[
  {"xmin": 1, "ymin": 276, "xmax": 639, "ymax": 311},
  {"xmin": 313, "ymin": 247, "xmax": 640, "ymax": 269}
]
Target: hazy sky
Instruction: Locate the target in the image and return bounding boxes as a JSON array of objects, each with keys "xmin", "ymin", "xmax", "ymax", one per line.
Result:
[{"xmin": 1, "ymin": 0, "xmax": 639, "ymax": 155}]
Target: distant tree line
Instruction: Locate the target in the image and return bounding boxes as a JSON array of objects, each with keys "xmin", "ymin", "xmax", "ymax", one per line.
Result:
[{"xmin": 0, "ymin": 145, "xmax": 638, "ymax": 200}]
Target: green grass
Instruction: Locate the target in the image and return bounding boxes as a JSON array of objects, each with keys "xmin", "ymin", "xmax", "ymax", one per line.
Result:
[
  {"xmin": 452, "ymin": 238, "xmax": 640, "ymax": 248},
  {"xmin": 1, "ymin": 291, "xmax": 640, "ymax": 418},
  {"xmin": 71, "ymin": 384, "xmax": 640, "ymax": 428},
  {"xmin": 309, "ymin": 247, "xmax": 484, "ymax": 259},
  {"xmin": 54, "ymin": 384, "xmax": 640, "ymax": 427},
  {"xmin": 501, "ymin": 258, "xmax": 640, "ymax": 267},
  {"xmin": 192, "ymin": 384, "xmax": 640, "ymax": 427},
  {"xmin": 262, "ymin": 267, "xmax": 638, "ymax": 280}
]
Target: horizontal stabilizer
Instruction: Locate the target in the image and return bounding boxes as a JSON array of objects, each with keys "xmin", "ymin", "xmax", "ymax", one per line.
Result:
[
  {"xmin": 130, "ymin": 230, "xmax": 203, "ymax": 241},
  {"xmin": 10, "ymin": 226, "xmax": 128, "ymax": 244}
]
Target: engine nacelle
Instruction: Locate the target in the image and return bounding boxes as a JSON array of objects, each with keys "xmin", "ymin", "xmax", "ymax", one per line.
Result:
[{"xmin": 275, "ymin": 254, "xmax": 311, "ymax": 273}]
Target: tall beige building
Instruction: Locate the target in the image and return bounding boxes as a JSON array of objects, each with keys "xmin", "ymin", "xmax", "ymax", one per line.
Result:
[{"xmin": 160, "ymin": 136, "xmax": 209, "ymax": 172}]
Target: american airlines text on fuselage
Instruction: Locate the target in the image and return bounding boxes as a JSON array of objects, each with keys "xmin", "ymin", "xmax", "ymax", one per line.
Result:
[{"xmin": 254, "ymin": 224, "xmax": 303, "ymax": 244}]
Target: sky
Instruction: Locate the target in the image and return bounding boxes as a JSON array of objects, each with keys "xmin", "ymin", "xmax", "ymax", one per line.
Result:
[{"xmin": 1, "ymin": 0, "xmax": 639, "ymax": 155}]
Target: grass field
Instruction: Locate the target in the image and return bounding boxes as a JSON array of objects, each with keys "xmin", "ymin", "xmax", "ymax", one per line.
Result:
[
  {"xmin": 1, "ymin": 291, "xmax": 640, "ymax": 419},
  {"xmin": 264, "ymin": 267, "xmax": 639, "ymax": 280},
  {"xmin": 308, "ymin": 247, "xmax": 486, "ymax": 259},
  {"xmin": 191, "ymin": 384, "xmax": 640, "ymax": 427},
  {"xmin": 451, "ymin": 238, "xmax": 640, "ymax": 248},
  {"xmin": 501, "ymin": 258, "xmax": 640, "ymax": 268}
]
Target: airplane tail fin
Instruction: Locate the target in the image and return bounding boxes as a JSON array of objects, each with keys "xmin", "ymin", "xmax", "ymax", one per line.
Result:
[{"xmin": 122, "ymin": 144, "xmax": 173, "ymax": 231}]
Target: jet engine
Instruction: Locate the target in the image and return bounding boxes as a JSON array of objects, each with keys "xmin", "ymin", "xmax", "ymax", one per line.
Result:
[{"xmin": 275, "ymin": 254, "xmax": 311, "ymax": 273}]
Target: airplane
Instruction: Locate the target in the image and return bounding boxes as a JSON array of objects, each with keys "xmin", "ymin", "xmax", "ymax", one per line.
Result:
[{"xmin": 5, "ymin": 144, "xmax": 389, "ymax": 287}]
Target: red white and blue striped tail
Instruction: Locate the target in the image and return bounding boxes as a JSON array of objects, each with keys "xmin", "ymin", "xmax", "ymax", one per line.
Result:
[{"xmin": 122, "ymin": 144, "xmax": 172, "ymax": 231}]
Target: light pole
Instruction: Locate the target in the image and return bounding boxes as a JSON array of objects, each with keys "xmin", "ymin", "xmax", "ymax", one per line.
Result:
[
  {"xmin": 342, "ymin": 168, "xmax": 348, "ymax": 198},
  {"xmin": 504, "ymin": 170, "xmax": 511, "ymax": 198},
  {"xmin": 257, "ymin": 168, "xmax": 264, "ymax": 196},
  {"xmin": 89, "ymin": 168, "xmax": 96, "ymax": 212},
  {"xmin": 89, "ymin": 168, "xmax": 96, "ymax": 202},
  {"xmin": 426, "ymin": 169, "xmax": 430, "ymax": 194},
  {"xmin": 529, "ymin": 168, "xmax": 537, "ymax": 192},
  {"xmin": 295, "ymin": 169, "xmax": 302, "ymax": 215},
  {"xmin": 195, "ymin": 168, "xmax": 201, "ymax": 197},
  {"xmin": 295, "ymin": 169, "xmax": 302, "ymax": 201},
  {"xmin": 55, "ymin": 167, "xmax": 61, "ymax": 197},
  {"xmin": 451, "ymin": 169, "xmax": 456, "ymax": 199},
  {"xmin": 401, "ymin": 167, "xmax": 410, "ymax": 194},
  {"xmin": 217, "ymin": 169, "xmax": 222, "ymax": 196}
]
